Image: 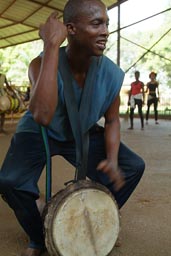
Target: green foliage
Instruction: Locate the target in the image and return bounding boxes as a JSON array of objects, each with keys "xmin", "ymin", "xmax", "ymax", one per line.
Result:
[
  {"xmin": 106, "ymin": 2, "xmax": 171, "ymax": 88},
  {"xmin": 0, "ymin": 40, "xmax": 43, "ymax": 86}
]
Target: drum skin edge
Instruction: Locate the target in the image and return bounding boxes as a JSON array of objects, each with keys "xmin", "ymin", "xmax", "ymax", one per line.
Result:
[{"xmin": 43, "ymin": 180, "xmax": 120, "ymax": 256}]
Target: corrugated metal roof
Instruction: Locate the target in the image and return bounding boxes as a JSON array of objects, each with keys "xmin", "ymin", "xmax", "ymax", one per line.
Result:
[{"xmin": 0, "ymin": 0, "xmax": 122, "ymax": 49}]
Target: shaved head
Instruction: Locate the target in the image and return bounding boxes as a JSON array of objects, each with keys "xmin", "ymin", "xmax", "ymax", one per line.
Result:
[{"xmin": 63, "ymin": 0, "xmax": 106, "ymax": 24}]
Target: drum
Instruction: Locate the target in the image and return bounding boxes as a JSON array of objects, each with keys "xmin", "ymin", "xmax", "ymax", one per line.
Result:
[
  {"xmin": 0, "ymin": 95, "xmax": 20, "ymax": 113},
  {"xmin": 43, "ymin": 180, "xmax": 120, "ymax": 256},
  {"xmin": 0, "ymin": 95, "xmax": 11, "ymax": 112},
  {"xmin": 10, "ymin": 97, "xmax": 19, "ymax": 112}
]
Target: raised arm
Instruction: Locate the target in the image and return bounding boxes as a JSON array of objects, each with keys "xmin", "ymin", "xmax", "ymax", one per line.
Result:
[
  {"xmin": 97, "ymin": 95, "xmax": 125, "ymax": 191},
  {"xmin": 29, "ymin": 12, "xmax": 67, "ymax": 125}
]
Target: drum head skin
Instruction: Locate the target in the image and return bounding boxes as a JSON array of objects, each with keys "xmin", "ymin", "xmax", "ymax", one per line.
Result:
[
  {"xmin": 0, "ymin": 95, "xmax": 11, "ymax": 111},
  {"xmin": 44, "ymin": 180, "xmax": 120, "ymax": 256},
  {"xmin": 0, "ymin": 95, "xmax": 20, "ymax": 112}
]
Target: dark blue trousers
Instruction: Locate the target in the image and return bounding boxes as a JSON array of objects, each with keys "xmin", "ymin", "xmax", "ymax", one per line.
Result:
[{"xmin": 0, "ymin": 131, "xmax": 145, "ymax": 249}]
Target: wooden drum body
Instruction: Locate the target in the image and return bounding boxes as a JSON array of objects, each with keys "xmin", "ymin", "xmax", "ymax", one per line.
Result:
[{"xmin": 43, "ymin": 180, "xmax": 120, "ymax": 256}]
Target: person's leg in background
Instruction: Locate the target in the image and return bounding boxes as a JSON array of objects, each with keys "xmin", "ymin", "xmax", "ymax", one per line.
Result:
[
  {"xmin": 154, "ymin": 98, "xmax": 159, "ymax": 124},
  {"xmin": 128, "ymin": 107, "xmax": 134, "ymax": 129},
  {"xmin": 146, "ymin": 99, "xmax": 152, "ymax": 124},
  {"xmin": 136, "ymin": 99, "xmax": 144, "ymax": 129}
]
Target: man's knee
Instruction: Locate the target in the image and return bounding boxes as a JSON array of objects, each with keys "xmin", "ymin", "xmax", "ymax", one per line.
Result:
[
  {"xmin": 124, "ymin": 155, "xmax": 145, "ymax": 181},
  {"xmin": 0, "ymin": 176, "xmax": 16, "ymax": 194},
  {"xmin": 135, "ymin": 157, "xmax": 145, "ymax": 179}
]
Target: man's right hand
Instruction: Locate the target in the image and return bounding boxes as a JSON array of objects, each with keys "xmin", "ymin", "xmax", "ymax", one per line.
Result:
[
  {"xmin": 39, "ymin": 12, "xmax": 67, "ymax": 47},
  {"xmin": 97, "ymin": 160, "xmax": 125, "ymax": 191}
]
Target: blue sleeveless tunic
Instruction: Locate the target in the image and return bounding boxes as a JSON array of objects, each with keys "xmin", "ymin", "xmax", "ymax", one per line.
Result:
[{"xmin": 16, "ymin": 47, "xmax": 125, "ymax": 141}]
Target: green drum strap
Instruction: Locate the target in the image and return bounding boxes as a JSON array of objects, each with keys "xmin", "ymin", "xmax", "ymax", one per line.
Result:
[{"xmin": 41, "ymin": 126, "xmax": 52, "ymax": 202}]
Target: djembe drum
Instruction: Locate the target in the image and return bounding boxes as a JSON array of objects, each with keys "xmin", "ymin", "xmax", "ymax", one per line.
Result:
[
  {"xmin": 0, "ymin": 94, "xmax": 19, "ymax": 112},
  {"xmin": 0, "ymin": 95, "xmax": 11, "ymax": 112},
  {"xmin": 43, "ymin": 180, "xmax": 120, "ymax": 256}
]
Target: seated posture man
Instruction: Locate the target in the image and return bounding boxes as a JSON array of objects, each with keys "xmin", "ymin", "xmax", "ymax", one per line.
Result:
[{"xmin": 0, "ymin": 1, "xmax": 145, "ymax": 256}]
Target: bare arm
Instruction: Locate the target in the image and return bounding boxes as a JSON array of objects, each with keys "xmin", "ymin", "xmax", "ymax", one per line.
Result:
[
  {"xmin": 141, "ymin": 82, "xmax": 145, "ymax": 102},
  {"xmin": 29, "ymin": 12, "xmax": 67, "ymax": 125},
  {"xmin": 145, "ymin": 83, "xmax": 149, "ymax": 93},
  {"xmin": 128, "ymin": 84, "xmax": 132, "ymax": 105},
  {"xmin": 28, "ymin": 47, "xmax": 59, "ymax": 125},
  {"xmin": 97, "ymin": 95, "xmax": 125, "ymax": 191}
]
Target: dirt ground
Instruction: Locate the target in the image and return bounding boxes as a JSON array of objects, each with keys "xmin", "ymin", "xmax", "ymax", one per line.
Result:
[{"xmin": 0, "ymin": 117, "xmax": 171, "ymax": 256}]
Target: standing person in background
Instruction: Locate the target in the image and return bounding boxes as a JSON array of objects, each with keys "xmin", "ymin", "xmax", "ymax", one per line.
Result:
[
  {"xmin": 128, "ymin": 71, "xmax": 145, "ymax": 130},
  {"xmin": 145, "ymin": 71, "xmax": 159, "ymax": 124}
]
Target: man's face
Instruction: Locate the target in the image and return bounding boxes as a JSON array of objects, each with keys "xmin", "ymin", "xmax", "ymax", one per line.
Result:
[{"xmin": 71, "ymin": 1, "xmax": 109, "ymax": 56}]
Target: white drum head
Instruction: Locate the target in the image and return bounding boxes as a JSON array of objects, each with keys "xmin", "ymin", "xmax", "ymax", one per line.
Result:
[{"xmin": 44, "ymin": 180, "xmax": 120, "ymax": 256}]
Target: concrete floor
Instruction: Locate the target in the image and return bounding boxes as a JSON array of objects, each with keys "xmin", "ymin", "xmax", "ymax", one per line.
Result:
[{"xmin": 0, "ymin": 117, "xmax": 171, "ymax": 256}]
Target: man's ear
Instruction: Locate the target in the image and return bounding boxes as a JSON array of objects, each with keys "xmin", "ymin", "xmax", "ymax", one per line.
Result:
[{"xmin": 66, "ymin": 23, "xmax": 76, "ymax": 35}]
